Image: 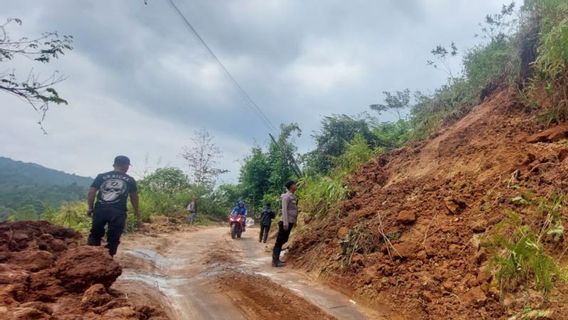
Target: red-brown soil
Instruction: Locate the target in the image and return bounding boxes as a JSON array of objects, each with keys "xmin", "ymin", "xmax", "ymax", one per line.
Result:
[
  {"xmin": 290, "ymin": 89, "xmax": 568, "ymax": 319},
  {"xmin": 0, "ymin": 221, "xmax": 166, "ymax": 319},
  {"xmin": 215, "ymin": 271, "xmax": 335, "ymax": 320}
]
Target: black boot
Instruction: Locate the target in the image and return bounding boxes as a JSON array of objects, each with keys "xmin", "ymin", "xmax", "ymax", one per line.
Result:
[{"xmin": 272, "ymin": 260, "xmax": 286, "ymax": 267}]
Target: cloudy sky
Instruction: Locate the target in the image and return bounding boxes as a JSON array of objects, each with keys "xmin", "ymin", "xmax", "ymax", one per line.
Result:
[{"xmin": 1, "ymin": 0, "xmax": 506, "ymax": 182}]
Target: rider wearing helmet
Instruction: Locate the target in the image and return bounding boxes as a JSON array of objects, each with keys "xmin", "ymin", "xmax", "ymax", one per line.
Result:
[{"xmin": 231, "ymin": 200, "xmax": 248, "ymax": 232}]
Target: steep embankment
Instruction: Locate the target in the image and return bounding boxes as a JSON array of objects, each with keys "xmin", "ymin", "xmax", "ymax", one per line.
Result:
[{"xmin": 290, "ymin": 89, "xmax": 568, "ymax": 319}]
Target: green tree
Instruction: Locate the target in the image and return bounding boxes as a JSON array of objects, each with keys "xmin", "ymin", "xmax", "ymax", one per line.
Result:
[
  {"xmin": 137, "ymin": 167, "xmax": 191, "ymax": 218},
  {"xmin": 267, "ymin": 123, "xmax": 302, "ymax": 194},
  {"xmin": 370, "ymin": 89, "xmax": 412, "ymax": 120},
  {"xmin": 306, "ymin": 115, "xmax": 376, "ymax": 175},
  {"xmin": 239, "ymin": 147, "xmax": 270, "ymax": 210},
  {"xmin": 139, "ymin": 167, "xmax": 190, "ymax": 194}
]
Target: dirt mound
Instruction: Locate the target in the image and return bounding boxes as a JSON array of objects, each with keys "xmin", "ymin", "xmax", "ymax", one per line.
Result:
[
  {"xmin": 56, "ymin": 246, "xmax": 122, "ymax": 292},
  {"xmin": 0, "ymin": 221, "xmax": 166, "ymax": 319},
  {"xmin": 290, "ymin": 90, "xmax": 568, "ymax": 319},
  {"xmin": 215, "ymin": 271, "xmax": 336, "ymax": 320}
]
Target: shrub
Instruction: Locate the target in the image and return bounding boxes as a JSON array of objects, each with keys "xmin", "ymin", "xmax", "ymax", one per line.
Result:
[
  {"xmin": 489, "ymin": 208, "xmax": 565, "ymax": 297},
  {"xmin": 524, "ymin": 0, "xmax": 568, "ymax": 124},
  {"xmin": 46, "ymin": 201, "xmax": 91, "ymax": 233}
]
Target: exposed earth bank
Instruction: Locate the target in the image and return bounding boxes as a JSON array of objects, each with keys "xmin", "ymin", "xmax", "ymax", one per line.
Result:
[{"xmin": 289, "ymin": 89, "xmax": 568, "ymax": 319}]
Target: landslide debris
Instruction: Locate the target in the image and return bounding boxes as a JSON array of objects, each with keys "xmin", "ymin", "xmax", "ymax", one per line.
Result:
[
  {"xmin": 0, "ymin": 221, "xmax": 166, "ymax": 319},
  {"xmin": 290, "ymin": 90, "xmax": 568, "ymax": 319}
]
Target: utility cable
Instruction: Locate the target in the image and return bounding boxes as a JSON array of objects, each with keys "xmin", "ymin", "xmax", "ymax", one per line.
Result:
[{"xmin": 167, "ymin": 0, "xmax": 277, "ymax": 133}]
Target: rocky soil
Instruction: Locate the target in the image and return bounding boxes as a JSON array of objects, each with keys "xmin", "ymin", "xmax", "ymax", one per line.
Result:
[
  {"xmin": 0, "ymin": 221, "xmax": 166, "ymax": 319},
  {"xmin": 290, "ymin": 89, "xmax": 568, "ymax": 319}
]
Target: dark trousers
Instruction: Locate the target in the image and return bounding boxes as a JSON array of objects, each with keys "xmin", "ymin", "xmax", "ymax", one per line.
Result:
[
  {"xmin": 259, "ymin": 224, "xmax": 271, "ymax": 242},
  {"xmin": 272, "ymin": 221, "xmax": 294, "ymax": 262},
  {"xmin": 87, "ymin": 207, "xmax": 127, "ymax": 256}
]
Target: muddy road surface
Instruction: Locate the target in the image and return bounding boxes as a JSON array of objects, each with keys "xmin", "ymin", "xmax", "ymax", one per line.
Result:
[{"xmin": 113, "ymin": 227, "xmax": 388, "ymax": 320}]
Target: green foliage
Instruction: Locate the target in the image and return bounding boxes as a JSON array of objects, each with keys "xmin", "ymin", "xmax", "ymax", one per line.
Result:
[
  {"xmin": 370, "ymin": 89, "xmax": 411, "ymax": 120},
  {"xmin": 299, "ymin": 135, "xmax": 379, "ymax": 218},
  {"xmin": 463, "ymin": 37, "xmax": 519, "ymax": 93},
  {"xmin": 45, "ymin": 202, "xmax": 91, "ymax": 233},
  {"xmin": 489, "ymin": 208, "xmax": 565, "ymax": 296},
  {"xmin": 519, "ymin": 0, "xmax": 568, "ymax": 124},
  {"xmin": 0, "ymin": 18, "xmax": 73, "ymax": 130},
  {"xmin": 0, "ymin": 156, "xmax": 91, "ymax": 219},
  {"xmin": 387, "ymin": 3, "xmax": 521, "ymax": 140},
  {"xmin": 239, "ymin": 147, "xmax": 270, "ymax": 209},
  {"xmin": 335, "ymin": 134, "xmax": 381, "ymax": 174},
  {"xmin": 297, "ymin": 175, "xmax": 349, "ymax": 219},
  {"xmin": 306, "ymin": 115, "xmax": 377, "ymax": 175},
  {"xmin": 372, "ymin": 120, "xmax": 413, "ymax": 149},
  {"xmin": 267, "ymin": 123, "xmax": 302, "ymax": 193},
  {"xmin": 137, "ymin": 167, "xmax": 191, "ymax": 219}
]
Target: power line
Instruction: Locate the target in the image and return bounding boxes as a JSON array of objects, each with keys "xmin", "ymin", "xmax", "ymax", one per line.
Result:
[
  {"xmin": 166, "ymin": 0, "xmax": 303, "ymax": 177},
  {"xmin": 167, "ymin": 0, "xmax": 277, "ymax": 133}
]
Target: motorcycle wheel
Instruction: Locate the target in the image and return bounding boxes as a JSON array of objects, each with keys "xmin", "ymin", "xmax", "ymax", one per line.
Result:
[{"xmin": 231, "ymin": 224, "xmax": 237, "ymax": 239}]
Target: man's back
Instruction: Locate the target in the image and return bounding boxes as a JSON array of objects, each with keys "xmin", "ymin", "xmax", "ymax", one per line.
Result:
[{"xmin": 92, "ymin": 170, "xmax": 137, "ymax": 212}]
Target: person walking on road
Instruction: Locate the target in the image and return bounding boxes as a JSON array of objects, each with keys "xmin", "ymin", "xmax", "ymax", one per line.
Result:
[
  {"xmin": 87, "ymin": 155, "xmax": 140, "ymax": 257},
  {"xmin": 187, "ymin": 197, "xmax": 197, "ymax": 224},
  {"xmin": 259, "ymin": 203, "xmax": 275, "ymax": 243},
  {"xmin": 272, "ymin": 180, "xmax": 298, "ymax": 267}
]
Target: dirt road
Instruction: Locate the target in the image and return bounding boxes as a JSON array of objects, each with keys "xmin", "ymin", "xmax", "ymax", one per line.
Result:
[{"xmin": 113, "ymin": 226, "xmax": 387, "ymax": 320}]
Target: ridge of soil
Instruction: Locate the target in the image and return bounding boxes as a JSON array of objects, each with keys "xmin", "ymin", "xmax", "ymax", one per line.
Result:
[
  {"xmin": 214, "ymin": 271, "xmax": 335, "ymax": 320},
  {"xmin": 289, "ymin": 89, "xmax": 568, "ymax": 319},
  {"xmin": 0, "ymin": 220, "xmax": 167, "ymax": 319}
]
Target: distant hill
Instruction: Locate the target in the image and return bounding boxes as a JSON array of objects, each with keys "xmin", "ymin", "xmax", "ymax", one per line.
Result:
[{"xmin": 0, "ymin": 157, "xmax": 93, "ymax": 218}]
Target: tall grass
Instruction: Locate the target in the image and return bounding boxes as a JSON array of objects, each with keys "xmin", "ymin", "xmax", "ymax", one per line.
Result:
[
  {"xmin": 489, "ymin": 194, "xmax": 567, "ymax": 297},
  {"xmin": 299, "ymin": 134, "xmax": 379, "ymax": 218},
  {"xmin": 524, "ymin": 0, "xmax": 568, "ymax": 124}
]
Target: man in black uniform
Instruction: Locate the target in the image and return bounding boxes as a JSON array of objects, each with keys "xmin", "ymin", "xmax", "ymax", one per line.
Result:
[
  {"xmin": 87, "ymin": 155, "xmax": 140, "ymax": 256},
  {"xmin": 259, "ymin": 203, "xmax": 275, "ymax": 243}
]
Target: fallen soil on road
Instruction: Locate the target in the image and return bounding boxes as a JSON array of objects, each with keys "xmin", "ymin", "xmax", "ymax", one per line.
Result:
[{"xmin": 0, "ymin": 220, "xmax": 166, "ymax": 319}]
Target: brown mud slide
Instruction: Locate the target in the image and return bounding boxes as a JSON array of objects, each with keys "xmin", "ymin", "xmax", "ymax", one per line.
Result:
[{"xmin": 289, "ymin": 89, "xmax": 568, "ymax": 319}]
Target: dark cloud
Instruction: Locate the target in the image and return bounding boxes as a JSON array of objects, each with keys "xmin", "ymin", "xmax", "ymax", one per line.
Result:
[{"xmin": 0, "ymin": 0, "xmax": 505, "ymax": 180}]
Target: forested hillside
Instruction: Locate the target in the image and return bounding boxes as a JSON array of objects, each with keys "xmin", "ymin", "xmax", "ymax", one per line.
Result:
[{"xmin": 0, "ymin": 157, "xmax": 92, "ymax": 219}]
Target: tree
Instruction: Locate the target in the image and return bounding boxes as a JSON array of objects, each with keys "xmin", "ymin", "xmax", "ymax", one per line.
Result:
[
  {"xmin": 306, "ymin": 115, "xmax": 376, "ymax": 175},
  {"xmin": 0, "ymin": 18, "xmax": 73, "ymax": 132},
  {"xmin": 181, "ymin": 130, "xmax": 227, "ymax": 187},
  {"xmin": 239, "ymin": 147, "xmax": 270, "ymax": 209},
  {"xmin": 426, "ymin": 42, "xmax": 459, "ymax": 79},
  {"xmin": 267, "ymin": 123, "xmax": 302, "ymax": 194},
  {"xmin": 370, "ymin": 89, "xmax": 412, "ymax": 120},
  {"xmin": 139, "ymin": 167, "xmax": 190, "ymax": 194}
]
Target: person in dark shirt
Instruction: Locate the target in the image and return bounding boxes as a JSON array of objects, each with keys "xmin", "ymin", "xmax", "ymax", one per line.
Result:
[
  {"xmin": 87, "ymin": 155, "xmax": 140, "ymax": 256},
  {"xmin": 259, "ymin": 203, "xmax": 275, "ymax": 243}
]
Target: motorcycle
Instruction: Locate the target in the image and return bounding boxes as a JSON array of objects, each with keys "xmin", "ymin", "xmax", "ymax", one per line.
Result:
[{"xmin": 229, "ymin": 213, "xmax": 245, "ymax": 239}]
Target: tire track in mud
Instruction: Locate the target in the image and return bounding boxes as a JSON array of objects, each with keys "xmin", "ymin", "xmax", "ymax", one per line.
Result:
[{"xmin": 114, "ymin": 227, "xmax": 385, "ymax": 319}]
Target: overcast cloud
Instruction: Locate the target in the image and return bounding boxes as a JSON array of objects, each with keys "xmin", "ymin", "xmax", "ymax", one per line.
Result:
[{"xmin": 0, "ymin": 0, "xmax": 505, "ymax": 182}]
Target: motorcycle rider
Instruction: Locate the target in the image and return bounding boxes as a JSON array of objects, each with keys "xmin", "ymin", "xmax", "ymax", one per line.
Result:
[{"xmin": 230, "ymin": 200, "xmax": 248, "ymax": 232}]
